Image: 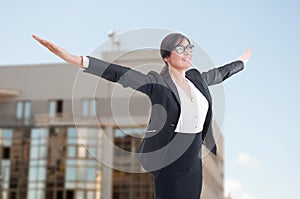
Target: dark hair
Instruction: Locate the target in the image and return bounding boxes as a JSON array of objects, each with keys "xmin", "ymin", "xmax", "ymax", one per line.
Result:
[{"xmin": 160, "ymin": 33, "xmax": 191, "ymax": 65}]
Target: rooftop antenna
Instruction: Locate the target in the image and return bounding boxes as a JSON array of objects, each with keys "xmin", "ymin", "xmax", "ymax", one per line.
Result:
[{"xmin": 108, "ymin": 30, "xmax": 121, "ymax": 51}]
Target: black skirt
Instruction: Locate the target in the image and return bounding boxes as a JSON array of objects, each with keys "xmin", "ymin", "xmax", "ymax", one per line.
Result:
[{"xmin": 153, "ymin": 132, "xmax": 203, "ymax": 199}]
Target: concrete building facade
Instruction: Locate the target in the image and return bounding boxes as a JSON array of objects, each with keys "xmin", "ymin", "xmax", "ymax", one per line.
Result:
[{"xmin": 0, "ymin": 49, "xmax": 224, "ymax": 199}]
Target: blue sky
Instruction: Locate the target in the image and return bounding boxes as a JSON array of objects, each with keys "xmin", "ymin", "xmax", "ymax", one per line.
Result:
[{"xmin": 1, "ymin": 0, "xmax": 300, "ymax": 198}]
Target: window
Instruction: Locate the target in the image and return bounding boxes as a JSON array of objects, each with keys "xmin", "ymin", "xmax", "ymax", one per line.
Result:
[
  {"xmin": 16, "ymin": 100, "xmax": 31, "ymax": 120},
  {"xmin": 113, "ymin": 128, "xmax": 154, "ymax": 199},
  {"xmin": 66, "ymin": 190, "xmax": 74, "ymax": 199},
  {"xmin": 56, "ymin": 191, "xmax": 63, "ymax": 199},
  {"xmin": 3, "ymin": 147, "xmax": 10, "ymax": 159},
  {"xmin": 65, "ymin": 127, "xmax": 102, "ymax": 190},
  {"xmin": 1, "ymin": 160, "xmax": 10, "ymax": 189},
  {"xmin": 114, "ymin": 128, "xmax": 146, "ymax": 152},
  {"xmin": 82, "ymin": 98, "xmax": 97, "ymax": 117},
  {"xmin": 49, "ymin": 100, "xmax": 63, "ymax": 117},
  {"xmin": 27, "ymin": 128, "xmax": 48, "ymax": 199},
  {"xmin": 9, "ymin": 191, "xmax": 17, "ymax": 199},
  {"xmin": 0, "ymin": 129, "xmax": 13, "ymax": 146},
  {"xmin": 76, "ymin": 191, "xmax": 84, "ymax": 199}
]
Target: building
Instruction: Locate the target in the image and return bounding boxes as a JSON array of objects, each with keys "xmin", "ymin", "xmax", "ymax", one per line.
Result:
[{"xmin": 0, "ymin": 46, "xmax": 224, "ymax": 199}]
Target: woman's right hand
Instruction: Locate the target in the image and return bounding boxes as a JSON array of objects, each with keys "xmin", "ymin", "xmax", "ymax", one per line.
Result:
[{"xmin": 32, "ymin": 34, "xmax": 83, "ymax": 67}]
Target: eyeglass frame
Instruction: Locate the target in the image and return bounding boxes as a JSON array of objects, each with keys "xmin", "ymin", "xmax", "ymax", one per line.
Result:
[{"xmin": 173, "ymin": 44, "xmax": 195, "ymax": 54}]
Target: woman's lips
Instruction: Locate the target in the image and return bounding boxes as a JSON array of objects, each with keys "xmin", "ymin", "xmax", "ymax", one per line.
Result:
[{"xmin": 182, "ymin": 57, "xmax": 191, "ymax": 62}]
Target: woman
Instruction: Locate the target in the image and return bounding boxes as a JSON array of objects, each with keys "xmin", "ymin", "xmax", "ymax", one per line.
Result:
[{"xmin": 32, "ymin": 33, "xmax": 252, "ymax": 199}]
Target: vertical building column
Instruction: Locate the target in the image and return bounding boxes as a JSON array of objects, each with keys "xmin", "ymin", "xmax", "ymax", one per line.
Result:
[{"xmin": 101, "ymin": 126, "xmax": 114, "ymax": 199}]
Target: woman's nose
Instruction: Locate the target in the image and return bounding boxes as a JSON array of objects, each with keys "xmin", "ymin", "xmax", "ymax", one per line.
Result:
[{"xmin": 184, "ymin": 49, "xmax": 191, "ymax": 56}]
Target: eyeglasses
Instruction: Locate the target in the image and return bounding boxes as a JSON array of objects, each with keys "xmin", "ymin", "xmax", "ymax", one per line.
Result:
[{"xmin": 174, "ymin": 44, "xmax": 194, "ymax": 54}]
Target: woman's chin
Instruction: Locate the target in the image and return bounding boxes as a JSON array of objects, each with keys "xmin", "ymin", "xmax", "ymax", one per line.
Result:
[{"xmin": 183, "ymin": 62, "xmax": 192, "ymax": 68}]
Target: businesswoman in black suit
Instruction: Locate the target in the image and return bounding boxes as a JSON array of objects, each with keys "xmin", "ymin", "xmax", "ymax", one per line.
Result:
[{"xmin": 33, "ymin": 33, "xmax": 252, "ymax": 199}]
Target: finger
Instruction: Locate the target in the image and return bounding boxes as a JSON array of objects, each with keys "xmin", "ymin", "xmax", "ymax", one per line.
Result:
[
  {"xmin": 32, "ymin": 34, "xmax": 52, "ymax": 47},
  {"xmin": 32, "ymin": 34, "xmax": 43, "ymax": 43},
  {"xmin": 245, "ymin": 49, "xmax": 252, "ymax": 56},
  {"xmin": 40, "ymin": 40, "xmax": 56, "ymax": 50},
  {"xmin": 32, "ymin": 34, "xmax": 39, "ymax": 40}
]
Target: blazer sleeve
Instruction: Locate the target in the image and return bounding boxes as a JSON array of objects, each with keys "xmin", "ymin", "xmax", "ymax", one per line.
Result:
[
  {"xmin": 201, "ymin": 60, "xmax": 244, "ymax": 86},
  {"xmin": 82, "ymin": 56, "xmax": 157, "ymax": 96}
]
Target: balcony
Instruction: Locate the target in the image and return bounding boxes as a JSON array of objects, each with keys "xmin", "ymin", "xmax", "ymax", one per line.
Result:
[{"xmin": 0, "ymin": 113, "xmax": 100, "ymax": 127}]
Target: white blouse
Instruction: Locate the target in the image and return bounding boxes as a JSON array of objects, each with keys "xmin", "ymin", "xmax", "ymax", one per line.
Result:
[{"xmin": 173, "ymin": 79, "xmax": 209, "ymax": 134}]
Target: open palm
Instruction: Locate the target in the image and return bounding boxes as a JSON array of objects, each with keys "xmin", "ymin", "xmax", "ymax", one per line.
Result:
[{"xmin": 32, "ymin": 34, "xmax": 82, "ymax": 66}]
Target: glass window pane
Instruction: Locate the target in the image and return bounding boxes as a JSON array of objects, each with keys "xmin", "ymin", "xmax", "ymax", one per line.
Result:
[
  {"xmin": 39, "ymin": 146, "xmax": 47, "ymax": 158},
  {"xmin": 68, "ymin": 146, "xmax": 76, "ymax": 158},
  {"xmin": 66, "ymin": 182, "xmax": 76, "ymax": 189},
  {"xmin": 66, "ymin": 167, "xmax": 76, "ymax": 181},
  {"xmin": 67, "ymin": 128, "xmax": 77, "ymax": 137},
  {"xmin": 38, "ymin": 160, "xmax": 46, "ymax": 166},
  {"xmin": 3, "ymin": 167, "xmax": 10, "ymax": 181},
  {"xmin": 30, "ymin": 160, "xmax": 38, "ymax": 166},
  {"xmin": 29, "ymin": 167, "xmax": 38, "ymax": 181},
  {"xmin": 3, "ymin": 129, "xmax": 13, "ymax": 139},
  {"xmin": 87, "ymin": 146, "xmax": 96, "ymax": 157},
  {"xmin": 86, "ymin": 160, "xmax": 97, "ymax": 167},
  {"xmin": 78, "ymin": 146, "xmax": 86, "ymax": 158},
  {"xmin": 115, "ymin": 129, "xmax": 126, "ymax": 137},
  {"xmin": 31, "ymin": 131, "xmax": 39, "ymax": 139},
  {"xmin": 82, "ymin": 99, "xmax": 89, "ymax": 117},
  {"xmin": 87, "ymin": 191, "xmax": 94, "ymax": 199},
  {"xmin": 40, "ymin": 128, "xmax": 49, "ymax": 137},
  {"xmin": 67, "ymin": 138, "xmax": 77, "ymax": 145},
  {"xmin": 31, "ymin": 139, "xmax": 39, "ymax": 145},
  {"xmin": 78, "ymin": 128, "xmax": 88, "ymax": 138},
  {"xmin": 29, "ymin": 182, "xmax": 36, "ymax": 189},
  {"xmin": 66, "ymin": 159, "xmax": 76, "ymax": 166},
  {"xmin": 1, "ymin": 129, "xmax": 12, "ymax": 146},
  {"xmin": 49, "ymin": 101, "xmax": 56, "ymax": 117},
  {"xmin": 76, "ymin": 191, "xmax": 84, "ymax": 199},
  {"xmin": 91, "ymin": 99, "xmax": 97, "ymax": 116},
  {"xmin": 2, "ymin": 160, "xmax": 10, "ymax": 167},
  {"xmin": 24, "ymin": 101, "xmax": 31, "ymax": 119},
  {"xmin": 67, "ymin": 128, "xmax": 78, "ymax": 144},
  {"xmin": 97, "ymin": 147, "xmax": 102, "ymax": 157},
  {"xmin": 38, "ymin": 167, "xmax": 46, "ymax": 181},
  {"xmin": 76, "ymin": 160, "xmax": 86, "ymax": 167},
  {"xmin": 37, "ymin": 182, "xmax": 45, "ymax": 189},
  {"xmin": 3, "ymin": 140, "xmax": 11, "ymax": 146},
  {"xmin": 16, "ymin": 101, "xmax": 23, "ymax": 119},
  {"xmin": 76, "ymin": 167, "xmax": 86, "ymax": 181},
  {"xmin": 87, "ymin": 167, "xmax": 96, "ymax": 181},
  {"xmin": 3, "ymin": 182, "xmax": 9, "ymax": 189},
  {"xmin": 39, "ymin": 137, "xmax": 47, "ymax": 145},
  {"xmin": 30, "ymin": 146, "xmax": 39, "ymax": 159},
  {"xmin": 27, "ymin": 190, "xmax": 36, "ymax": 199},
  {"xmin": 36, "ymin": 189, "xmax": 45, "ymax": 199}
]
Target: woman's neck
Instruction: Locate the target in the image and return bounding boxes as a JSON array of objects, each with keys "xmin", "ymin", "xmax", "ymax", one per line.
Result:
[{"xmin": 168, "ymin": 66, "xmax": 187, "ymax": 83}]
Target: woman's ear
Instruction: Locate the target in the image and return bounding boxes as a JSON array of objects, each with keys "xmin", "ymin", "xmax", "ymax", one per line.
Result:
[{"xmin": 164, "ymin": 57, "xmax": 169, "ymax": 63}]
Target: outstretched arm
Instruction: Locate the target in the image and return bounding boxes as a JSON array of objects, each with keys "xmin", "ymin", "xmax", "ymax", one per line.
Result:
[
  {"xmin": 32, "ymin": 34, "xmax": 84, "ymax": 68},
  {"xmin": 32, "ymin": 34, "xmax": 157, "ymax": 96},
  {"xmin": 201, "ymin": 49, "xmax": 252, "ymax": 86}
]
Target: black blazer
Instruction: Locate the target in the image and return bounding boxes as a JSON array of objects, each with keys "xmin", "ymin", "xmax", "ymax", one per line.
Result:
[{"xmin": 83, "ymin": 56, "xmax": 244, "ymax": 174}]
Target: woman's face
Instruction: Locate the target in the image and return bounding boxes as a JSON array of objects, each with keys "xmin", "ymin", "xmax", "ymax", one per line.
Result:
[{"xmin": 164, "ymin": 38, "xmax": 193, "ymax": 70}]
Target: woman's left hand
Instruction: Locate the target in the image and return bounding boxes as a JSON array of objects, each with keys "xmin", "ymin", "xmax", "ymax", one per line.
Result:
[{"xmin": 238, "ymin": 49, "xmax": 252, "ymax": 64}]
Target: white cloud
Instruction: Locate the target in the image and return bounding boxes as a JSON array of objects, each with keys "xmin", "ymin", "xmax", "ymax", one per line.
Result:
[
  {"xmin": 237, "ymin": 152, "xmax": 260, "ymax": 170},
  {"xmin": 225, "ymin": 179, "xmax": 256, "ymax": 199}
]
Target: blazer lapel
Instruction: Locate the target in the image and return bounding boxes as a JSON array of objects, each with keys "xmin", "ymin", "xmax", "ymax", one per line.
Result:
[
  {"xmin": 186, "ymin": 70, "xmax": 212, "ymax": 104},
  {"xmin": 160, "ymin": 65, "xmax": 181, "ymax": 105}
]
